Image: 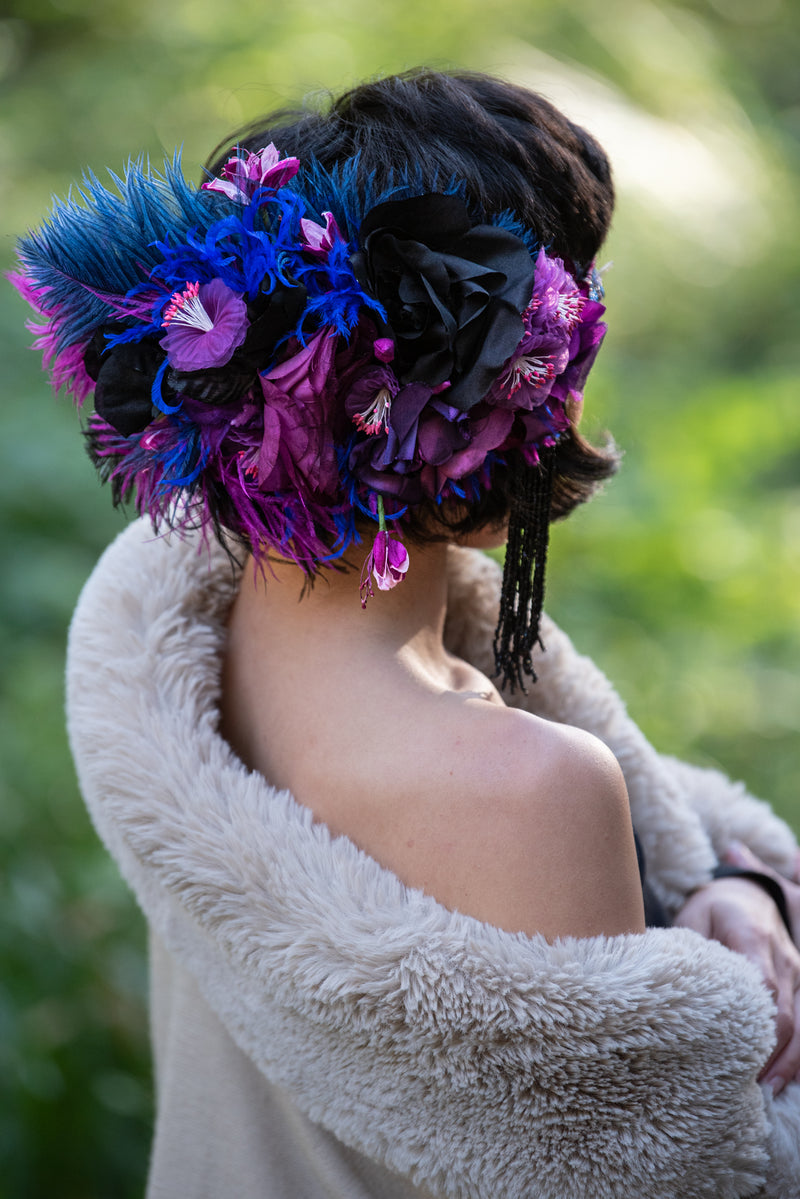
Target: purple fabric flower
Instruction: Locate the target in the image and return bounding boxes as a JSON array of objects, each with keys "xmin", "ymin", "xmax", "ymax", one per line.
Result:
[
  {"xmin": 530, "ymin": 249, "xmax": 585, "ymax": 327},
  {"xmin": 256, "ymin": 329, "xmax": 339, "ymax": 495},
  {"xmin": 359, "ymin": 529, "xmax": 409, "ymax": 606},
  {"xmin": 347, "ymin": 380, "xmax": 514, "ymax": 503},
  {"xmin": 347, "ymin": 381, "xmax": 432, "ymax": 503},
  {"xmin": 487, "ymin": 251, "xmax": 582, "ymax": 411},
  {"xmin": 202, "ymin": 144, "xmax": 300, "ymax": 203},
  {"xmin": 488, "ymin": 328, "xmax": 571, "ymax": 410},
  {"xmin": 161, "ymin": 279, "xmax": 249, "ymax": 372},
  {"xmin": 344, "ymin": 364, "xmax": 400, "ymax": 435},
  {"xmin": 549, "ymin": 298, "xmax": 607, "ymax": 411},
  {"xmin": 429, "ymin": 403, "xmax": 513, "ymax": 482}
]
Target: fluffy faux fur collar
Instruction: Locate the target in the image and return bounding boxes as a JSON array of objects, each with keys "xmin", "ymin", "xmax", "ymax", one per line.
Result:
[{"xmin": 67, "ymin": 522, "xmax": 800, "ymax": 1198}]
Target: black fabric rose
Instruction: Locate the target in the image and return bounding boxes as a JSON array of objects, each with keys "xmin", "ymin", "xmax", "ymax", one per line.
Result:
[
  {"xmin": 88, "ymin": 334, "xmax": 167, "ymax": 437},
  {"xmin": 351, "ymin": 194, "xmax": 536, "ymax": 413}
]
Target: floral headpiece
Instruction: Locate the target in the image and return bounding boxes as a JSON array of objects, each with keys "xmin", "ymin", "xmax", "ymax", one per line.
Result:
[{"xmin": 12, "ymin": 145, "xmax": 606, "ymax": 689}]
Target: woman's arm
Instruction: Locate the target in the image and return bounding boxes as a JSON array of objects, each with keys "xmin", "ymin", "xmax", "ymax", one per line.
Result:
[{"xmin": 675, "ymin": 875, "xmax": 800, "ymax": 1094}]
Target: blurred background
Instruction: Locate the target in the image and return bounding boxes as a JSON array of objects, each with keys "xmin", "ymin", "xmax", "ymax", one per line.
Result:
[{"xmin": 0, "ymin": 0, "xmax": 798, "ymax": 1194}]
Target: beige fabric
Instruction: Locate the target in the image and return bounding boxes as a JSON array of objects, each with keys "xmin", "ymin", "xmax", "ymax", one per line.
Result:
[
  {"xmin": 148, "ymin": 932, "xmax": 433, "ymax": 1199},
  {"xmin": 67, "ymin": 521, "xmax": 800, "ymax": 1198}
]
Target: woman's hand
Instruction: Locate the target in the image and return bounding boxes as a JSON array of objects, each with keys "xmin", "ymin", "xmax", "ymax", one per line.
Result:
[
  {"xmin": 674, "ymin": 875, "xmax": 800, "ymax": 1095},
  {"xmin": 723, "ymin": 839, "xmax": 800, "ymax": 947}
]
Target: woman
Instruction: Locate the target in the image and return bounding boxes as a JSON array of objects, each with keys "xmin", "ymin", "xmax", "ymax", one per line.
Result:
[{"xmin": 15, "ymin": 69, "xmax": 800, "ymax": 1197}]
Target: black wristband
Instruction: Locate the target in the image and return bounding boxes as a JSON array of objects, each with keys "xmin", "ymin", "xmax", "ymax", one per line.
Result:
[{"xmin": 712, "ymin": 864, "xmax": 793, "ymax": 939}]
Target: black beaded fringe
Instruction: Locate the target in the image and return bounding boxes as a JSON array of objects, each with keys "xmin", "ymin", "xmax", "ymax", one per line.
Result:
[{"xmin": 492, "ymin": 445, "xmax": 556, "ymax": 694}]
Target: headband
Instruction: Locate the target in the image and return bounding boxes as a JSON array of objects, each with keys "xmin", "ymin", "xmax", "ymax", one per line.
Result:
[{"xmin": 12, "ymin": 144, "xmax": 607, "ymax": 688}]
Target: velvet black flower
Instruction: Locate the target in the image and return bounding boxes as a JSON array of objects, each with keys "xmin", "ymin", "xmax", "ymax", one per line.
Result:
[
  {"xmin": 88, "ymin": 334, "xmax": 167, "ymax": 437},
  {"xmin": 351, "ymin": 194, "xmax": 536, "ymax": 413}
]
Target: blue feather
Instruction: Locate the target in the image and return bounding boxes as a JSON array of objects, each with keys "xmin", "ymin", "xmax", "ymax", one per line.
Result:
[
  {"xmin": 489, "ymin": 209, "xmax": 539, "ymax": 254},
  {"xmin": 15, "ymin": 154, "xmax": 237, "ymax": 353},
  {"xmin": 151, "ymin": 357, "xmax": 181, "ymax": 415},
  {"xmin": 302, "ymin": 289, "xmax": 381, "ymax": 338},
  {"xmin": 286, "ymin": 157, "xmax": 447, "ymax": 242}
]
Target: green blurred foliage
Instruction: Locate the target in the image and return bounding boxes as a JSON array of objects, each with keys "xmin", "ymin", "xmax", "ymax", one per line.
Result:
[{"xmin": 0, "ymin": 1, "xmax": 798, "ymax": 1194}]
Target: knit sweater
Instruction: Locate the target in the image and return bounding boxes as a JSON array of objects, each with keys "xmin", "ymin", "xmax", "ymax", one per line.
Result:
[{"xmin": 67, "ymin": 520, "xmax": 800, "ymax": 1198}]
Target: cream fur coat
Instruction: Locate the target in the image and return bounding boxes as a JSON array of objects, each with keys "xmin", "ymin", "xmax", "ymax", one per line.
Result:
[{"xmin": 67, "ymin": 520, "xmax": 800, "ymax": 1198}]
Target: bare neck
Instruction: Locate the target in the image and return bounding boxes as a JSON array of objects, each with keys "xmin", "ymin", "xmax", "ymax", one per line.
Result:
[{"xmin": 232, "ymin": 540, "xmax": 454, "ymax": 678}]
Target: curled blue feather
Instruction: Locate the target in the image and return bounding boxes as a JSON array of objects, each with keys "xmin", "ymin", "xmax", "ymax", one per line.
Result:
[{"xmin": 151, "ymin": 357, "xmax": 181, "ymax": 415}]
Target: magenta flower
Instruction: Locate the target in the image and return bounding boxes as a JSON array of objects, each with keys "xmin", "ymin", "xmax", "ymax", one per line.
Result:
[
  {"xmin": 346, "ymin": 364, "xmax": 400, "ymax": 435},
  {"xmin": 257, "ymin": 329, "xmax": 339, "ymax": 495},
  {"xmin": 529, "ymin": 249, "xmax": 585, "ymax": 328},
  {"xmin": 202, "ymin": 144, "xmax": 300, "ymax": 203},
  {"xmin": 299, "ymin": 211, "xmax": 342, "ymax": 257},
  {"xmin": 477, "ymin": 266, "xmax": 605, "ymax": 474},
  {"xmin": 487, "ymin": 250, "xmax": 583, "ymax": 411},
  {"xmin": 161, "ymin": 279, "xmax": 249, "ymax": 372},
  {"xmin": 548, "ymin": 299, "xmax": 607, "ymax": 409},
  {"xmin": 360, "ymin": 529, "xmax": 410, "ymax": 606}
]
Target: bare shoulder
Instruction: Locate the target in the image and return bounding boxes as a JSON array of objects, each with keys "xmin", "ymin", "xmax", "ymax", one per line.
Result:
[{"xmin": 357, "ymin": 703, "xmax": 646, "ymax": 940}]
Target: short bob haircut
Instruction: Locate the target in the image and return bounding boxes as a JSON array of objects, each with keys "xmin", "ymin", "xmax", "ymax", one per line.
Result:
[{"xmin": 207, "ymin": 69, "xmax": 618, "ymax": 548}]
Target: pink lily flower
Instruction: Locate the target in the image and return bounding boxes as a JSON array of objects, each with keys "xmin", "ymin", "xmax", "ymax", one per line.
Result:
[{"xmin": 202, "ymin": 144, "xmax": 300, "ymax": 203}]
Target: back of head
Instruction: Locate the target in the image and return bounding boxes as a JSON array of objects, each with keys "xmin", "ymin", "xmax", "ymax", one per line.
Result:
[
  {"xmin": 215, "ymin": 70, "xmax": 614, "ymax": 266},
  {"xmin": 14, "ymin": 67, "xmax": 616, "ymax": 689}
]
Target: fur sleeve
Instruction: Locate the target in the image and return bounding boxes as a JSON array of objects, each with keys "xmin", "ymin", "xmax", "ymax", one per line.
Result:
[
  {"xmin": 66, "ymin": 523, "xmax": 800, "ymax": 1198},
  {"xmin": 659, "ymin": 754, "xmax": 798, "ymax": 876}
]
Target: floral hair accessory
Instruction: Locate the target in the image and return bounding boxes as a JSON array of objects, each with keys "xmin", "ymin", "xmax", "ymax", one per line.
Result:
[
  {"xmin": 12, "ymin": 144, "xmax": 606, "ymax": 689},
  {"xmin": 359, "ymin": 495, "xmax": 410, "ymax": 606}
]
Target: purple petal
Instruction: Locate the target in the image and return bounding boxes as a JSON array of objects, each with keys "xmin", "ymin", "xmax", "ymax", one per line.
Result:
[
  {"xmin": 386, "ymin": 537, "xmax": 410, "ymax": 574},
  {"xmin": 417, "ymin": 412, "xmax": 466, "ymax": 465},
  {"xmin": 262, "ymin": 158, "xmax": 301, "ymax": 189},
  {"xmin": 300, "ymin": 211, "xmax": 340, "ymax": 255},
  {"xmin": 201, "ymin": 175, "xmax": 249, "ymax": 203},
  {"xmin": 257, "ymin": 405, "xmax": 282, "ymax": 483},
  {"xmin": 264, "ymin": 328, "xmax": 337, "ymax": 403},
  {"xmin": 372, "ymin": 530, "xmax": 389, "ymax": 576},
  {"xmin": 373, "ymin": 532, "xmax": 409, "ymax": 590},
  {"xmin": 441, "ymin": 407, "xmax": 513, "ymax": 479},
  {"xmin": 161, "ymin": 279, "xmax": 248, "ymax": 371},
  {"xmin": 257, "ymin": 144, "xmax": 300, "ymax": 188}
]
